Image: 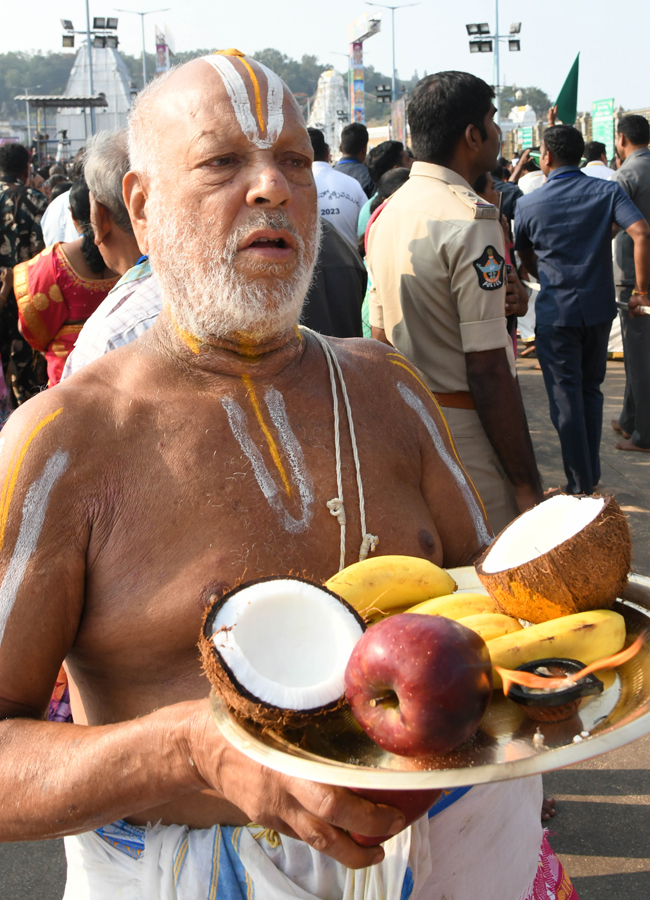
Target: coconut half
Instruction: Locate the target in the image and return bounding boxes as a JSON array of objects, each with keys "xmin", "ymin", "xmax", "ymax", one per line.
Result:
[
  {"xmin": 200, "ymin": 576, "xmax": 366, "ymax": 728},
  {"xmin": 475, "ymin": 494, "xmax": 631, "ymax": 623}
]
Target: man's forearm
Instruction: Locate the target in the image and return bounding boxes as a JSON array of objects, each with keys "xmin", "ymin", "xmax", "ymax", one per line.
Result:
[
  {"xmin": 0, "ymin": 702, "xmax": 203, "ymax": 840},
  {"xmin": 633, "ymin": 233, "xmax": 650, "ymax": 291},
  {"xmin": 466, "ymin": 349, "xmax": 542, "ymax": 499}
]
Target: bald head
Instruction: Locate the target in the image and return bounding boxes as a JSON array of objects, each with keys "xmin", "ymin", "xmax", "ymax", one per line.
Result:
[{"xmin": 127, "ymin": 53, "xmax": 301, "ymax": 180}]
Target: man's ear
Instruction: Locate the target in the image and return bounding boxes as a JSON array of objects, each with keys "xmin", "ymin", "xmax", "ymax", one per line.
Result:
[
  {"xmin": 123, "ymin": 171, "xmax": 148, "ymax": 253},
  {"xmin": 464, "ymin": 123, "xmax": 482, "ymax": 155},
  {"xmin": 89, "ymin": 195, "xmax": 111, "ymax": 245}
]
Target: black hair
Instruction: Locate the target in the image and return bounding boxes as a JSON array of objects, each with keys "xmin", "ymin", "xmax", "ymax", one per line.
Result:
[
  {"xmin": 369, "ymin": 167, "xmax": 410, "ymax": 214},
  {"xmin": 584, "ymin": 141, "xmax": 607, "ymax": 162},
  {"xmin": 542, "ymin": 125, "xmax": 585, "ymax": 167},
  {"xmin": 50, "ymin": 180, "xmax": 72, "ymax": 202},
  {"xmin": 473, "ymin": 172, "xmax": 490, "ymax": 194},
  {"xmin": 68, "ymin": 177, "xmax": 106, "ymax": 274},
  {"xmin": 407, "ymin": 71, "xmax": 494, "ymax": 165},
  {"xmin": 340, "ymin": 122, "xmax": 369, "ymax": 156},
  {"xmin": 498, "ymin": 156, "xmax": 511, "ymax": 169},
  {"xmin": 367, "ymin": 140, "xmax": 405, "ymax": 184},
  {"xmin": 523, "ymin": 158, "xmax": 540, "ymax": 172},
  {"xmin": 491, "ymin": 165, "xmax": 507, "ymax": 180},
  {"xmin": 0, "ymin": 143, "xmax": 30, "ymax": 179},
  {"xmin": 307, "ymin": 128, "xmax": 328, "ymax": 162},
  {"xmin": 617, "ymin": 115, "xmax": 650, "ymax": 147}
]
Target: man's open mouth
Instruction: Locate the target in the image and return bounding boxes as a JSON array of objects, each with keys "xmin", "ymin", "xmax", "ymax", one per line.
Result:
[
  {"xmin": 240, "ymin": 229, "xmax": 297, "ymax": 252},
  {"xmin": 248, "ymin": 236, "xmax": 289, "ymax": 249}
]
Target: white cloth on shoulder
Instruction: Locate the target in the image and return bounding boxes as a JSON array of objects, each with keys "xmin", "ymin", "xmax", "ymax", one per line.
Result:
[{"xmin": 62, "ymin": 776, "xmax": 542, "ymax": 900}]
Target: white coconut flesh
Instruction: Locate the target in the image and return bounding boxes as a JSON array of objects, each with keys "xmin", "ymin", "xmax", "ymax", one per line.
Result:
[
  {"xmin": 481, "ymin": 495, "xmax": 606, "ymax": 574},
  {"xmin": 211, "ymin": 580, "xmax": 364, "ymax": 711}
]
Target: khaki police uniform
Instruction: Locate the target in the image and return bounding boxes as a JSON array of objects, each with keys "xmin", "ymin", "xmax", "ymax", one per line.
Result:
[{"xmin": 367, "ymin": 162, "xmax": 519, "ymax": 534}]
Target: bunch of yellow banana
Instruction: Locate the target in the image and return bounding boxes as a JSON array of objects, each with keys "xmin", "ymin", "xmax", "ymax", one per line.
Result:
[
  {"xmin": 487, "ymin": 609, "xmax": 626, "ymax": 688},
  {"xmin": 325, "ymin": 555, "xmax": 456, "ymax": 619},
  {"xmin": 325, "ymin": 557, "xmax": 629, "ymax": 694}
]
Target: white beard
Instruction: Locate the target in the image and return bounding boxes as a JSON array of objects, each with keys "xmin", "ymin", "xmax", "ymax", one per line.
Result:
[{"xmin": 147, "ymin": 205, "xmax": 321, "ymax": 343}]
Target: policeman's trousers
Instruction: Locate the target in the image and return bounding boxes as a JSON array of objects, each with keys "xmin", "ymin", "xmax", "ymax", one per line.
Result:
[{"xmin": 442, "ymin": 407, "xmax": 519, "ymax": 536}]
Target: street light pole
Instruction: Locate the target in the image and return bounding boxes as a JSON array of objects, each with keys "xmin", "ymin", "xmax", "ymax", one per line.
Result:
[
  {"xmin": 84, "ymin": 0, "xmax": 97, "ymax": 134},
  {"xmin": 493, "ymin": 0, "xmax": 501, "ymax": 128},
  {"xmin": 114, "ymin": 7, "xmax": 170, "ymax": 88},
  {"xmin": 366, "ymin": 2, "xmax": 418, "ymax": 102}
]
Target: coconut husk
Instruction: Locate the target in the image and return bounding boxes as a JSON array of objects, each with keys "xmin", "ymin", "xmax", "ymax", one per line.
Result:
[
  {"xmin": 474, "ymin": 495, "xmax": 631, "ymax": 623},
  {"xmin": 199, "ymin": 576, "xmax": 365, "ymax": 729}
]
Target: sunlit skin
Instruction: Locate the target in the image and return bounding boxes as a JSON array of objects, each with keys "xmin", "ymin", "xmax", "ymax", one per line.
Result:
[{"xmin": 0, "ymin": 59, "xmax": 490, "ymax": 869}]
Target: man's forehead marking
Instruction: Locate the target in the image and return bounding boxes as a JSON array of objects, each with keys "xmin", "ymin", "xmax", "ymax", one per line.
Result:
[{"xmin": 201, "ymin": 50, "xmax": 284, "ymax": 149}]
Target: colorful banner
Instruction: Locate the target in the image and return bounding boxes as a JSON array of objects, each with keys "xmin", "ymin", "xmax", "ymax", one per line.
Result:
[
  {"xmin": 155, "ymin": 27, "xmax": 170, "ymax": 74},
  {"xmin": 350, "ymin": 42, "xmax": 364, "ymax": 123},
  {"xmin": 391, "ymin": 97, "xmax": 406, "ymax": 143},
  {"xmin": 592, "ymin": 98, "xmax": 615, "ymax": 161}
]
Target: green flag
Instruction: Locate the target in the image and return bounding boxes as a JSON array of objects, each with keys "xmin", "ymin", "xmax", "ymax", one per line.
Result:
[{"xmin": 555, "ymin": 54, "xmax": 580, "ymax": 125}]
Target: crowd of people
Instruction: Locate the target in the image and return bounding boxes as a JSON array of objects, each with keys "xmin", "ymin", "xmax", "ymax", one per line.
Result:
[{"xmin": 0, "ymin": 51, "xmax": 649, "ymax": 900}]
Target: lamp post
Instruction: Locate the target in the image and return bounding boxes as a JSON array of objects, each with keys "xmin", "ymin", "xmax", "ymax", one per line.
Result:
[
  {"xmin": 366, "ymin": 2, "xmax": 418, "ymax": 102},
  {"xmin": 466, "ymin": 1, "xmax": 521, "ymax": 127},
  {"xmin": 62, "ymin": 15, "xmax": 119, "ymax": 135},
  {"xmin": 114, "ymin": 7, "xmax": 170, "ymax": 87}
]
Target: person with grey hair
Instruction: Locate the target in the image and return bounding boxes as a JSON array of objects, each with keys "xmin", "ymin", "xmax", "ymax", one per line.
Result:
[{"xmin": 62, "ymin": 130, "xmax": 155, "ymax": 379}]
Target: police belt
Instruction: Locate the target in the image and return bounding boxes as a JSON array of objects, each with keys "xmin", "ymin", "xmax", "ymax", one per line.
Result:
[{"xmin": 433, "ymin": 391, "xmax": 476, "ymax": 410}]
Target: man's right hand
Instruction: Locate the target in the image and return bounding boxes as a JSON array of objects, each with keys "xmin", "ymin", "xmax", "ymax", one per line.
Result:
[
  {"xmin": 629, "ymin": 292, "xmax": 650, "ymax": 317},
  {"xmin": 187, "ymin": 700, "xmax": 405, "ymax": 869}
]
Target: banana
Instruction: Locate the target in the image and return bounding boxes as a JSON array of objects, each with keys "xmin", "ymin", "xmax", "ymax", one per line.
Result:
[
  {"xmin": 487, "ymin": 609, "xmax": 626, "ymax": 689},
  {"xmin": 458, "ymin": 613, "xmax": 523, "ymax": 642},
  {"xmin": 325, "ymin": 555, "xmax": 456, "ymax": 616},
  {"xmin": 407, "ymin": 593, "xmax": 499, "ymax": 620}
]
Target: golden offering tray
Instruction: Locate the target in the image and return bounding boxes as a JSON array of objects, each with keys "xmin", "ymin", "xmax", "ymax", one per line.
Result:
[{"xmin": 210, "ymin": 571, "xmax": 650, "ymax": 789}]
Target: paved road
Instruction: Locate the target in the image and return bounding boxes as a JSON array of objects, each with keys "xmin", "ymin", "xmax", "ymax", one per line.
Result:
[
  {"xmin": 519, "ymin": 357, "xmax": 650, "ymax": 898},
  {"xmin": 2, "ymin": 358, "xmax": 649, "ymax": 899}
]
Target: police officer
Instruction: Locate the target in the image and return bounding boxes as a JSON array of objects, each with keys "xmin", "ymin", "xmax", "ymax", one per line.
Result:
[{"xmin": 367, "ymin": 71, "xmax": 542, "ymax": 534}]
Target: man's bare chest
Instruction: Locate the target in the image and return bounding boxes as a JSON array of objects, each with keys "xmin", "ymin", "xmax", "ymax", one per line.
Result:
[{"xmin": 73, "ymin": 386, "xmax": 440, "ymax": 678}]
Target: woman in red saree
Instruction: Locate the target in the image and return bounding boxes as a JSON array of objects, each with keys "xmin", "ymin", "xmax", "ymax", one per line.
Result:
[{"xmin": 13, "ymin": 177, "xmax": 118, "ymax": 386}]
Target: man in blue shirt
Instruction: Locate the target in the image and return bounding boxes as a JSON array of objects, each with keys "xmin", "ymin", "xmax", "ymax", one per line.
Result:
[
  {"xmin": 336, "ymin": 123, "xmax": 374, "ymax": 198},
  {"xmin": 515, "ymin": 125, "xmax": 650, "ymax": 494}
]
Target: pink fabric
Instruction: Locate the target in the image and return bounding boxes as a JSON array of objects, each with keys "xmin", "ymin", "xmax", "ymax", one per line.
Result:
[{"xmin": 523, "ymin": 833, "xmax": 579, "ymax": 900}]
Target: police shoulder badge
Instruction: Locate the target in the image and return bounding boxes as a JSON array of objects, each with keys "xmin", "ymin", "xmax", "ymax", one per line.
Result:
[{"xmin": 473, "ymin": 245, "xmax": 505, "ymax": 291}]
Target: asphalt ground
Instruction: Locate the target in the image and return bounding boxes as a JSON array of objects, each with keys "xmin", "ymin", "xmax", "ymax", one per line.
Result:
[
  {"xmin": 518, "ymin": 356, "xmax": 650, "ymax": 899},
  {"xmin": 1, "ymin": 356, "xmax": 649, "ymax": 899}
]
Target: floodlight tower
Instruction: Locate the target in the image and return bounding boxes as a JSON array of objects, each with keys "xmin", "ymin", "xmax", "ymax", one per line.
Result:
[
  {"xmin": 61, "ymin": 13, "xmax": 119, "ymax": 133},
  {"xmin": 466, "ymin": 0, "xmax": 521, "ymax": 127}
]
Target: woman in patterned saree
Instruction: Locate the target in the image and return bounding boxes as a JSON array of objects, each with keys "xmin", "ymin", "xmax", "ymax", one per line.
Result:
[{"xmin": 13, "ymin": 177, "xmax": 118, "ymax": 386}]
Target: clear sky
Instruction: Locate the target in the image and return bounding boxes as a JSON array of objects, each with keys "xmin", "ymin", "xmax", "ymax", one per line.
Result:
[{"xmin": 4, "ymin": 0, "xmax": 649, "ymax": 112}]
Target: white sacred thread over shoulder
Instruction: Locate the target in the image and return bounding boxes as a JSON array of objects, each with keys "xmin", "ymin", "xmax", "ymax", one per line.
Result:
[
  {"xmin": 201, "ymin": 55, "xmax": 285, "ymax": 149},
  {"xmin": 300, "ymin": 327, "xmax": 379, "ymax": 571},
  {"xmin": 397, "ymin": 382, "xmax": 492, "ymax": 546},
  {"xmin": 0, "ymin": 449, "xmax": 69, "ymax": 646},
  {"xmin": 222, "ymin": 396, "xmax": 313, "ymax": 533}
]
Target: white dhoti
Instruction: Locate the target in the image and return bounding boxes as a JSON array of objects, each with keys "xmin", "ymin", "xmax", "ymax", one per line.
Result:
[{"xmin": 62, "ymin": 777, "xmax": 552, "ymax": 900}]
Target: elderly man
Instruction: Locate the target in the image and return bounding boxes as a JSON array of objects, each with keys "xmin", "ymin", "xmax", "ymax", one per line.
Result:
[{"xmin": 0, "ymin": 53, "xmax": 566, "ymax": 900}]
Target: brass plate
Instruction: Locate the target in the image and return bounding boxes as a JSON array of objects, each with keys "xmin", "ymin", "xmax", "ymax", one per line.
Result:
[{"xmin": 209, "ymin": 571, "xmax": 650, "ymax": 789}]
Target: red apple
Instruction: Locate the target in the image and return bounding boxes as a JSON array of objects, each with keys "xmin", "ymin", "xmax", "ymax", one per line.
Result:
[
  {"xmin": 348, "ymin": 786, "xmax": 443, "ymax": 846},
  {"xmin": 344, "ymin": 613, "xmax": 492, "ymax": 757}
]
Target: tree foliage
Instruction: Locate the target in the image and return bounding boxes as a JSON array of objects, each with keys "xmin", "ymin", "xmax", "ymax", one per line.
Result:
[
  {"xmin": 500, "ymin": 85, "xmax": 553, "ymax": 120},
  {"xmin": 0, "ymin": 49, "xmax": 553, "ymax": 129}
]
